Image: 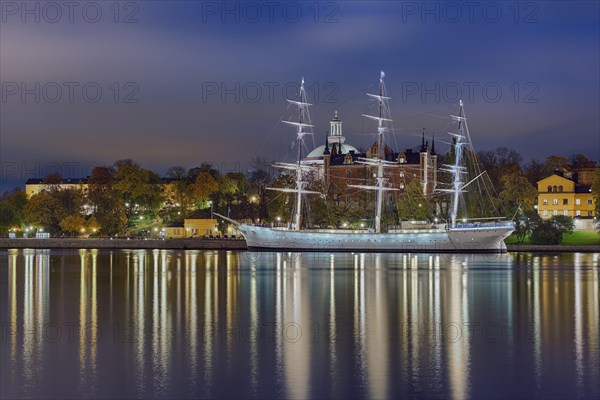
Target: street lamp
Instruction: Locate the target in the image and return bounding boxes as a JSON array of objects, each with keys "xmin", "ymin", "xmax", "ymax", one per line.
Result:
[{"xmin": 208, "ymin": 200, "xmax": 213, "ymax": 219}]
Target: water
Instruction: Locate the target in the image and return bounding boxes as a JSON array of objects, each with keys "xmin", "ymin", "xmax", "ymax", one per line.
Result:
[{"xmin": 1, "ymin": 249, "xmax": 599, "ymax": 399}]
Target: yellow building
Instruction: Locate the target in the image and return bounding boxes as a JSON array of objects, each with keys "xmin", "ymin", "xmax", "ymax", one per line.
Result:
[
  {"xmin": 25, "ymin": 178, "xmax": 88, "ymax": 198},
  {"xmin": 183, "ymin": 218, "xmax": 218, "ymax": 237},
  {"xmin": 536, "ymin": 174, "xmax": 595, "ymax": 219},
  {"xmin": 163, "ymin": 223, "xmax": 186, "ymax": 239}
]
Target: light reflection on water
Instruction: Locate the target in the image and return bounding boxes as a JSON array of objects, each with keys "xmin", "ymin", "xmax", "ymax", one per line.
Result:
[{"xmin": 0, "ymin": 249, "xmax": 599, "ymax": 399}]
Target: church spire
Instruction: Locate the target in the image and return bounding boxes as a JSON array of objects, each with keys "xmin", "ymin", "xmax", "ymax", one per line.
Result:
[
  {"xmin": 431, "ymin": 133, "xmax": 436, "ymax": 155},
  {"xmin": 420, "ymin": 128, "xmax": 427, "ymax": 152},
  {"xmin": 323, "ymin": 132, "xmax": 330, "ymax": 155}
]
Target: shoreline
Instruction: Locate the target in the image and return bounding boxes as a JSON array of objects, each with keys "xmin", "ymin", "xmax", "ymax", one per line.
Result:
[{"xmin": 0, "ymin": 238, "xmax": 598, "ymax": 253}]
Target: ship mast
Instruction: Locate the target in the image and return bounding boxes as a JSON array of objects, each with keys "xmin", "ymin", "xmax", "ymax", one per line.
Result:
[
  {"xmin": 267, "ymin": 78, "xmax": 321, "ymax": 230},
  {"xmin": 438, "ymin": 100, "xmax": 468, "ymax": 227},
  {"xmin": 349, "ymin": 71, "xmax": 398, "ymax": 233}
]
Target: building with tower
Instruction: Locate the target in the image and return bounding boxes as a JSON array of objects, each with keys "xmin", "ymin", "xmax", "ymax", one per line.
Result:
[{"xmin": 305, "ymin": 111, "xmax": 438, "ymax": 202}]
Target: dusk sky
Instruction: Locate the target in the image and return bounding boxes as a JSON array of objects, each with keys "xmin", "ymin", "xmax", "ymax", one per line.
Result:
[{"xmin": 1, "ymin": 1, "xmax": 599, "ymax": 190}]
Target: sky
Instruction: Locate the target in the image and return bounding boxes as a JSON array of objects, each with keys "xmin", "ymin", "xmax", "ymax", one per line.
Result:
[{"xmin": 1, "ymin": 0, "xmax": 599, "ymax": 191}]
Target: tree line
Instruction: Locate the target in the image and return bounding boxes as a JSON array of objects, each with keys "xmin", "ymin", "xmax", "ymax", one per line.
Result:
[{"xmin": 1, "ymin": 150, "xmax": 599, "ymax": 241}]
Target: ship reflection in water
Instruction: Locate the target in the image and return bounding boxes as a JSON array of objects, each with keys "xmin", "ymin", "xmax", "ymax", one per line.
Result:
[{"xmin": 1, "ymin": 249, "xmax": 599, "ymax": 399}]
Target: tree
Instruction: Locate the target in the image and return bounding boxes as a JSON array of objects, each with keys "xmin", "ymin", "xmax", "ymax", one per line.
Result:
[
  {"xmin": 0, "ymin": 188, "xmax": 28, "ymax": 232},
  {"xmin": 60, "ymin": 215, "xmax": 86, "ymax": 237},
  {"xmin": 85, "ymin": 216, "xmax": 101, "ymax": 235},
  {"xmin": 499, "ymin": 172, "xmax": 537, "ymax": 216},
  {"xmin": 592, "ymin": 167, "xmax": 600, "ymax": 230},
  {"xmin": 24, "ymin": 188, "xmax": 84, "ymax": 234},
  {"xmin": 88, "ymin": 166, "xmax": 127, "ymax": 235},
  {"xmin": 190, "ymin": 172, "xmax": 219, "ymax": 205},
  {"xmin": 477, "ymin": 147, "xmax": 522, "ymax": 190},
  {"xmin": 530, "ymin": 215, "xmax": 574, "ymax": 245},
  {"xmin": 570, "ymin": 153, "xmax": 590, "ymax": 168},
  {"xmin": 165, "ymin": 166, "xmax": 189, "ymax": 215},
  {"xmin": 0, "ymin": 204, "xmax": 20, "ymax": 235},
  {"xmin": 523, "ymin": 159, "xmax": 551, "ymax": 186},
  {"xmin": 398, "ymin": 179, "xmax": 433, "ymax": 221},
  {"xmin": 513, "ymin": 209, "xmax": 540, "ymax": 244},
  {"xmin": 187, "ymin": 163, "xmax": 220, "ymax": 182},
  {"xmin": 545, "ymin": 155, "xmax": 570, "ymax": 174},
  {"xmin": 113, "ymin": 159, "xmax": 164, "ymax": 211}
]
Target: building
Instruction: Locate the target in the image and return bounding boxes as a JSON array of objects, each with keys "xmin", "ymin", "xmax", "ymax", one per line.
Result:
[
  {"xmin": 162, "ymin": 219, "xmax": 218, "ymax": 239},
  {"xmin": 536, "ymin": 174, "xmax": 595, "ymax": 219},
  {"xmin": 25, "ymin": 177, "xmax": 177, "ymax": 198},
  {"xmin": 25, "ymin": 177, "xmax": 89, "ymax": 198},
  {"xmin": 183, "ymin": 218, "xmax": 218, "ymax": 237},
  {"xmin": 305, "ymin": 111, "xmax": 438, "ymax": 198}
]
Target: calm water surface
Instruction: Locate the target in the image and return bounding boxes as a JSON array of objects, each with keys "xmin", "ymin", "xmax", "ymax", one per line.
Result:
[{"xmin": 1, "ymin": 249, "xmax": 599, "ymax": 399}]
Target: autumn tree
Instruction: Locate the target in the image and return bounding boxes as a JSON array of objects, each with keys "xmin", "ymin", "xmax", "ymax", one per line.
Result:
[
  {"xmin": 190, "ymin": 172, "xmax": 219, "ymax": 206},
  {"xmin": 113, "ymin": 159, "xmax": 164, "ymax": 211},
  {"xmin": 398, "ymin": 179, "xmax": 433, "ymax": 221},
  {"xmin": 25, "ymin": 187, "xmax": 84, "ymax": 234},
  {"xmin": 87, "ymin": 166, "xmax": 127, "ymax": 235},
  {"xmin": 592, "ymin": 167, "xmax": 600, "ymax": 228},
  {"xmin": 523, "ymin": 159, "xmax": 551, "ymax": 186},
  {"xmin": 545, "ymin": 155, "xmax": 570, "ymax": 174},
  {"xmin": 60, "ymin": 215, "xmax": 86, "ymax": 237},
  {"xmin": 0, "ymin": 188, "xmax": 28, "ymax": 234},
  {"xmin": 499, "ymin": 172, "xmax": 537, "ymax": 216},
  {"xmin": 477, "ymin": 147, "xmax": 522, "ymax": 190}
]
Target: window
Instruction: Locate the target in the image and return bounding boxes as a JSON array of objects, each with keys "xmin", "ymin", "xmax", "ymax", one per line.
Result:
[
  {"xmin": 399, "ymin": 183, "xmax": 405, "ymax": 189},
  {"xmin": 558, "ymin": 185, "xmax": 563, "ymax": 192},
  {"xmin": 543, "ymin": 210, "xmax": 548, "ymax": 216},
  {"xmin": 553, "ymin": 210, "xmax": 558, "ymax": 216},
  {"xmin": 400, "ymin": 172, "xmax": 404, "ymax": 178},
  {"xmin": 576, "ymin": 199, "xmax": 581, "ymax": 205},
  {"xmin": 542, "ymin": 199, "xmax": 548, "ymax": 205},
  {"xmin": 563, "ymin": 199, "xmax": 568, "ymax": 205},
  {"xmin": 553, "ymin": 198, "xmax": 558, "ymax": 205},
  {"xmin": 576, "ymin": 210, "xmax": 581, "ymax": 216},
  {"xmin": 553, "ymin": 185, "xmax": 558, "ymax": 192},
  {"xmin": 547, "ymin": 185, "xmax": 552, "ymax": 192},
  {"xmin": 588, "ymin": 199, "xmax": 593, "ymax": 205},
  {"xmin": 563, "ymin": 210, "xmax": 568, "ymax": 216}
]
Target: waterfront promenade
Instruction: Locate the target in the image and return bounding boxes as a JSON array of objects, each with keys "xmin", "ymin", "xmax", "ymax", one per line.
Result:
[{"xmin": 1, "ymin": 238, "xmax": 598, "ymax": 252}]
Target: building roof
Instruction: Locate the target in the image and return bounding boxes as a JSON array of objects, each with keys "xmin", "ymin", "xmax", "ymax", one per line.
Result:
[
  {"xmin": 307, "ymin": 143, "xmax": 358, "ymax": 158},
  {"xmin": 25, "ymin": 178, "xmax": 88, "ymax": 184},
  {"xmin": 575, "ymin": 185, "xmax": 592, "ymax": 194}
]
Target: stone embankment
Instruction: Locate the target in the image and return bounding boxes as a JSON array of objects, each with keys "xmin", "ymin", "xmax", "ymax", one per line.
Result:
[
  {"xmin": 0, "ymin": 238, "xmax": 248, "ymax": 250},
  {"xmin": 1, "ymin": 239, "xmax": 597, "ymax": 253}
]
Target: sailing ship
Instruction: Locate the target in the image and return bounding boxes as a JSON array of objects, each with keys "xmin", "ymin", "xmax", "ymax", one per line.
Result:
[{"xmin": 218, "ymin": 72, "xmax": 514, "ymax": 252}]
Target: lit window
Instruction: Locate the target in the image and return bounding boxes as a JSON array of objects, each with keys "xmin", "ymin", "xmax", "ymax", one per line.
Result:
[
  {"xmin": 400, "ymin": 172, "xmax": 404, "ymax": 178},
  {"xmin": 399, "ymin": 184, "xmax": 405, "ymax": 189},
  {"xmin": 542, "ymin": 199, "xmax": 548, "ymax": 205},
  {"xmin": 576, "ymin": 210, "xmax": 581, "ymax": 216},
  {"xmin": 576, "ymin": 199, "xmax": 581, "ymax": 205},
  {"xmin": 553, "ymin": 198, "xmax": 558, "ymax": 205},
  {"xmin": 563, "ymin": 210, "xmax": 568, "ymax": 216},
  {"xmin": 552, "ymin": 210, "xmax": 558, "ymax": 216},
  {"xmin": 542, "ymin": 210, "xmax": 548, "ymax": 216}
]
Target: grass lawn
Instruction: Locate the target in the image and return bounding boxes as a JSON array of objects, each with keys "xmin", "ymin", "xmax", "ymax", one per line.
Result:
[{"xmin": 506, "ymin": 230, "xmax": 600, "ymax": 246}]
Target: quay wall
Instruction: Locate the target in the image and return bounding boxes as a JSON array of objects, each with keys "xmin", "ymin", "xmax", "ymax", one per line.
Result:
[
  {"xmin": 0, "ymin": 239, "xmax": 597, "ymax": 253},
  {"xmin": 0, "ymin": 238, "xmax": 248, "ymax": 250}
]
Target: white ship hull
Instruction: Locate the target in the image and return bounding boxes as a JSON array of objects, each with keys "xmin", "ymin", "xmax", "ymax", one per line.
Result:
[{"xmin": 237, "ymin": 223, "xmax": 514, "ymax": 253}]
